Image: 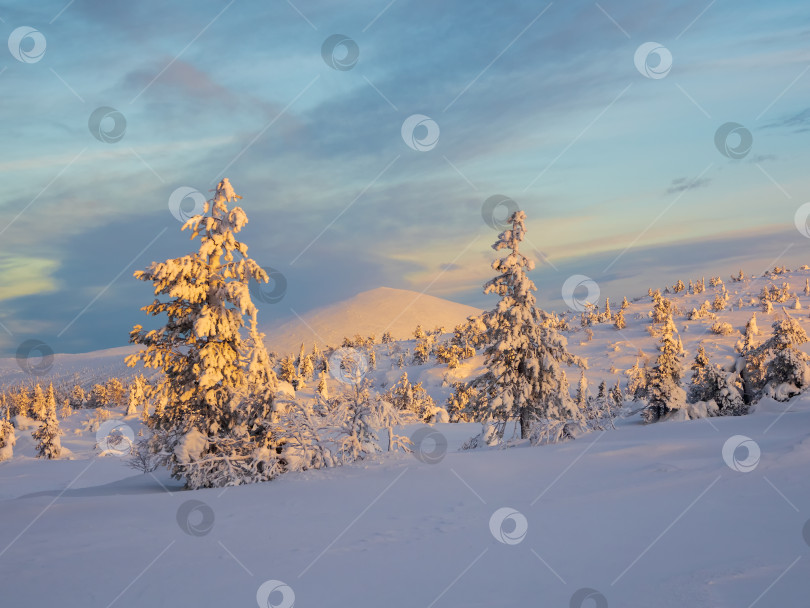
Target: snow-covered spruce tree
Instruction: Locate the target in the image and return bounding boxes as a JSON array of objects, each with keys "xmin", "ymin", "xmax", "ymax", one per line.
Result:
[
  {"xmin": 575, "ymin": 370, "xmax": 589, "ymax": 412},
  {"xmin": 278, "ymin": 356, "xmax": 297, "ymax": 386},
  {"xmin": 761, "ymin": 311, "xmax": 810, "ymax": 401},
  {"xmin": 469, "ymin": 210, "xmax": 584, "ymax": 440},
  {"xmin": 614, "ymin": 308, "xmax": 626, "ymax": 330},
  {"xmin": 435, "ymin": 342, "xmax": 461, "ymax": 368},
  {"xmin": 31, "ymin": 383, "xmax": 46, "ymax": 420},
  {"xmin": 451, "ymin": 316, "xmax": 487, "ymax": 356},
  {"xmin": 70, "ymin": 384, "xmax": 85, "ymax": 409},
  {"xmin": 0, "ymin": 409, "xmax": 15, "ymax": 462},
  {"xmin": 386, "ymin": 372, "xmax": 437, "ymax": 422},
  {"xmin": 334, "ymin": 380, "xmax": 380, "ymax": 463},
  {"xmin": 298, "ymin": 354, "xmax": 314, "ymax": 386},
  {"xmin": 702, "ymin": 364, "xmax": 746, "ymax": 416},
  {"xmin": 126, "ymin": 178, "xmax": 280, "ymax": 489},
  {"xmin": 626, "ymin": 356, "xmax": 648, "ymax": 400},
  {"xmin": 582, "ymin": 378, "xmax": 616, "ymax": 431},
  {"xmin": 127, "ymin": 374, "xmax": 146, "ymax": 416},
  {"xmin": 33, "ymin": 384, "xmax": 62, "ymax": 459},
  {"xmin": 688, "ymin": 344, "xmax": 710, "ymax": 403},
  {"xmin": 643, "ymin": 313, "xmax": 686, "ymax": 423},
  {"xmin": 735, "ymin": 315, "xmax": 766, "ymax": 405},
  {"xmin": 446, "ymin": 382, "xmax": 477, "ymax": 422},
  {"xmin": 610, "ymin": 380, "xmax": 623, "ymax": 409},
  {"xmin": 412, "ymin": 331, "xmax": 434, "ymax": 365},
  {"xmin": 59, "ymin": 397, "xmax": 73, "ymax": 420},
  {"xmin": 106, "ymin": 378, "xmax": 126, "ymax": 408},
  {"xmin": 651, "ymin": 292, "xmax": 673, "ymax": 324},
  {"xmin": 603, "ymin": 297, "xmax": 612, "ymax": 322}
]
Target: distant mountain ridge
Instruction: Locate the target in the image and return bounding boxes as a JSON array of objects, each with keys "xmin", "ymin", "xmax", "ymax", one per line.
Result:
[{"xmin": 260, "ymin": 287, "xmax": 482, "ymax": 355}]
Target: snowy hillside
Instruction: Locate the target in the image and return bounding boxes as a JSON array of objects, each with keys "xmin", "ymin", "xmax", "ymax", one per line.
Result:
[
  {"xmin": 2, "ymin": 266, "xmax": 810, "ymax": 606},
  {"xmin": 0, "ymin": 344, "xmax": 139, "ymax": 388},
  {"xmin": 260, "ymin": 286, "xmax": 482, "ymax": 356}
]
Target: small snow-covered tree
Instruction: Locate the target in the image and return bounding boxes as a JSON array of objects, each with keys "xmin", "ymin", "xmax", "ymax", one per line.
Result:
[
  {"xmin": 575, "ymin": 370, "xmax": 589, "ymax": 412},
  {"xmin": 88, "ymin": 383, "xmax": 108, "ymax": 408},
  {"xmin": 452, "ymin": 316, "xmax": 486, "ymax": 356},
  {"xmin": 469, "ymin": 211, "xmax": 583, "ymax": 440},
  {"xmin": 59, "ymin": 397, "xmax": 73, "ymax": 419},
  {"xmin": 316, "ymin": 371, "xmax": 329, "ymax": 403},
  {"xmin": 735, "ymin": 314, "xmax": 766, "ymax": 404},
  {"xmin": 127, "ymin": 375, "xmax": 146, "ymax": 416},
  {"xmin": 761, "ymin": 311, "xmax": 810, "ymax": 400},
  {"xmin": 643, "ymin": 313, "xmax": 686, "ymax": 422},
  {"xmin": 298, "ymin": 355, "xmax": 314, "ymax": 385},
  {"xmin": 140, "ymin": 394, "xmax": 150, "ymax": 425},
  {"xmin": 126, "ymin": 178, "xmax": 280, "ymax": 489},
  {"xmin": 614, "ymin": 308, "xmax": 626, "ymax": 330},
  {"xmin": 412, "ymin": 331, "xmax": 434, "ymax": 365},
  {"xmin": 278, "ymin": 356, "xmax": 297, "ymax": 386},
  {"xmin": 31, "ymin": 384, "xmax": 46, "ymax": 420},
  {"xmin": 610, "ymin": 380, "xmax": 623, "ymax": 409},
  {"xmin": 33, "ymin": 384, "xmax": 61, "ymax": 459},
  {"xmin": 435, "ymin": 342, "xmax": 464, "ymax": 368},
  {"xmin": 626, "ymin": 357, "xmax": 648, "ymax": 400},
  {"xmin": 688, "ymin": 345, "xmax": 710, "ymax": 403},
  {"xmin": 446, "ymin": 382, "xmax": 477, "ymax": 422},
  {"xmin": 746, "ymin": 312, "xmax": 760, "ymax": 336},
  {"xmin": 70, "ymin": 385, "xmax": 85, "ymax": 408},
  {"xmin": 0, "ymin": 414, "xmax": 15, "ymax": 462},
  {"xmin": 702, "ymin": 364, "xmax": 746, "ymax": 416},
  {"xmin": 386, "ymin": 372, "xmax": 435, "ymax": 421},
  {"xmin": 651, "ymin": 292, "xmax": 673, "ymax": 324},
  {"xmin": 106, "ymin": 378, "xmax": 126, "ymax": 408},
  {"xmin": 335, "ymin": 380, "xmax": 380, "ymax": 463}
]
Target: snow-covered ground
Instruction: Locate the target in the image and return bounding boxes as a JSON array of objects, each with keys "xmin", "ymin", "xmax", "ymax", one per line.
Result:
[
  {"xmin": 2, "ymin": 270, "xmax": 810, "ymax": 606},
  {"xmin": 1, "ymin": 400, "xmax": 808, "ymax": 607}
]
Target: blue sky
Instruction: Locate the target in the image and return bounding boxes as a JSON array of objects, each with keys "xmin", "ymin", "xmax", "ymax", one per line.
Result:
[{"xmin": 0, "ymin": 0, "xmax": 809, "ymax": 355}]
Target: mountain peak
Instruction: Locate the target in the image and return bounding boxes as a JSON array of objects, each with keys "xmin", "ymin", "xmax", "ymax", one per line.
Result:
[{"xmin": 261, "ymin": 287, "xmax": 482, "ymax": 355}]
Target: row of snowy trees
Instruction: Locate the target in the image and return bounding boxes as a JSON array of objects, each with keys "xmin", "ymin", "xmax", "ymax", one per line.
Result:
[
  {"xmin": 0, "ymin": 382, "xmax": 62, "ymax": 461},
  {"xmin": 0, "ymin": 373, "xmax": 157, "ymax": 461},
  {"xmin": 628, "ymin": 303, "xmax": 810, "ymax": 422},
  {"xmin": 17, "ymin": 179, "xmax": 805, "ymax": 485}
]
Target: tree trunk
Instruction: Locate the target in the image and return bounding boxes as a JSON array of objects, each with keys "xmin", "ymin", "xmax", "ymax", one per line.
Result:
[{"xmin": 519, "ymin": 409, "xmax": 531, "ymax": 440}]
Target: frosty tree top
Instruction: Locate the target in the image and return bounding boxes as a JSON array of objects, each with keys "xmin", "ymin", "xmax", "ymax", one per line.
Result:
[
  {"xmin": 126, "ymin": 178, "xmax": 279, "ymax": 489},
  {"xmin": 471, "ymin": 209, "xmax": 584, "ymax": 441}
]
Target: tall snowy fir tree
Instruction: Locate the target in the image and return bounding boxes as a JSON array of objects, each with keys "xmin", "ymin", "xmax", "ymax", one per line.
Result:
[
  {"xmin": 127, "ymin": 178, "xmax": 280, "ymax": 489},
  {"xmin": 643, "ymin": 313, "xmax": 686, "ymax": 422},
  {"xmin": 33, "ymin": 384, "xmax": 61, "ymax": 459},
  {"xmin": 470, "ymin": 210, "xmax": 584, "ymax": 440}
]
